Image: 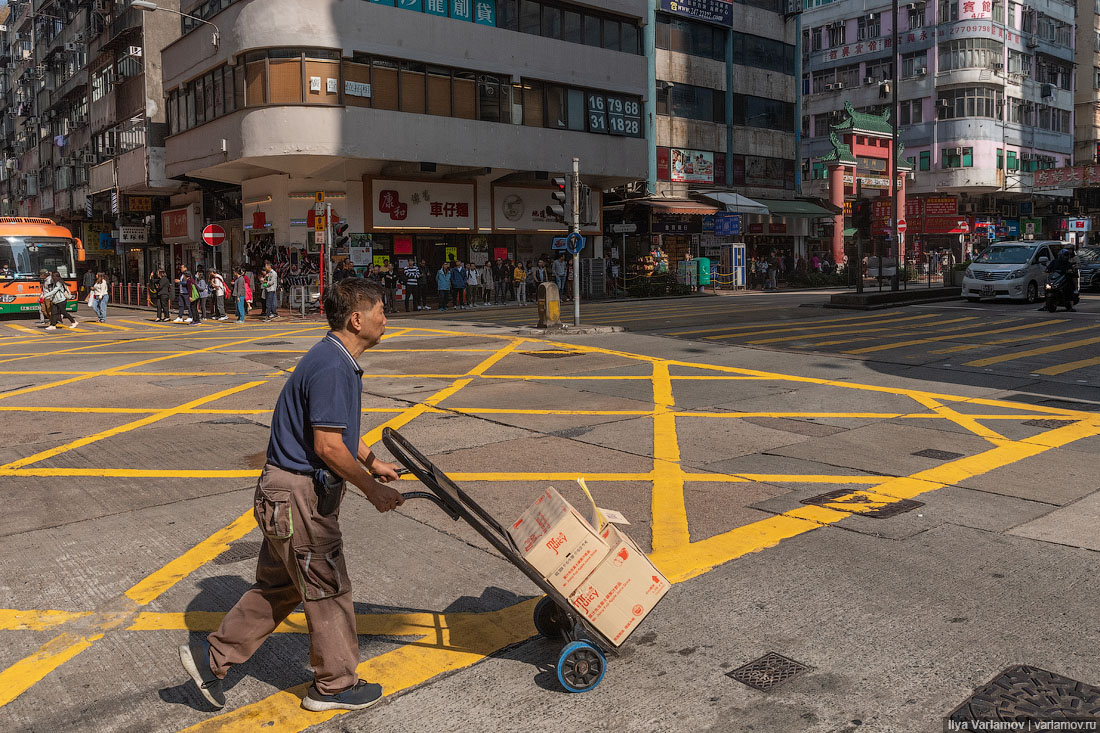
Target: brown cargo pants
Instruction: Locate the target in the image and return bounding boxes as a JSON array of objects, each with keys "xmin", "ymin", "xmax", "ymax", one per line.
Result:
[{"xmin": 207, "ymin": 464, "xmax": 358, "ymax": 695}]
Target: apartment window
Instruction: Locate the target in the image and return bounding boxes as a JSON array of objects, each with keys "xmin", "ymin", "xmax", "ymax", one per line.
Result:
[
  {"xmin": 938, "ymin": 39, "xmax": 1003, "ymax": 72},
  {"xmin": 658, "ymin": 83, "xmax": 725, "ymax": 123},
  {"xmin": 991, "ymin": 0, "xmax": 1004, "ymax": 23},
  {"xmin": 732, "ymin": 32, "xmax": 795, "ymax": 75},
  {"xmin": 1036, "ymin": 104, "xmax": 1070, "ymax": 132},
  {"xmin": 1036, "ymin": 58, "xmax": 1072, "ymax": 90},
  {"xmin": 996, "ymin": 148, "xmax": 1003, "ymax": 169},
  {"xmin": 813, "ymin": 112, "xmax": 830, "ymax": 135},
  {"xmin": 857, "ymin": 14, "xmax": 879, "ymax": 40},
  {"xmin": 942, "ymin": 146, "xmax": 973, "ymax": 168},
  {"xmin": 1006, "ymin": 150, "xmax": 1017, "ymax": 170},
  {"xmin": 497, "ymin": 0, "xmax": 642, "ymax": 54},
  {"xmin": 899, "ymin": 98, "xmax": 924, "ymax": 125},
  {"xmin": 837, "ymin": 64, "xmax": 860, "ymax": 88},
  {"xmin": 938, "ymin": 0, "xmax": 959, "ymax": 22},
  {"xmin": 901, "ymin": 51, "xmax": 927, "ymax": 78},
  {"xmin": 865, "ymin": 60, "xmax": 892, "ymax": 82},
  {"xmin": 1095, "ymin": 67, "xmax": 1100, "ymax": 90},
  {"xmin": 827, "ymin": 22, "xmax": 846, "ymax": 47},
  {"xmin": 812, "ymin": 27, "xmax": 823, "ymax": 51},
  {"xmin": 907, "ymin": 3, "xmax": 925, "ymax": 27},
  {"xmin": 732, "ymin": 94, "xmax": 795, "ymax": 131},
  {"xmin": 731, "ymin": 155, "xmax": 796, "ymax": 190},
  {"xmin": 168, "ymin": 64, "xmax": 239, "ymax": 135},
  {"xmin": 938, "ymin": 87, "xmax": 1003, "ymax": 119},
  {"xmin": 812, "ymin": 70, "xmax": 834, "ymax": 94},
  {"xmin": 919, "ymin": 151, "xmax": 931, "ymax": 170},
  {"xmin": 1007, "ymin": 97, "xmax": 1032, "ymax": 125},
  {"xmin": 1008, "ymin": 50, "xmax": 1032, "ymax": 76},
  {"xmin": 657, "ymin": 14, "xmax": 726, "ymax": 61}
]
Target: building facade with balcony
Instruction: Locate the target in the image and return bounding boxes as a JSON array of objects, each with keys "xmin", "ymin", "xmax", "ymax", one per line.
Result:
[
  {"xmin": 626, "ymin": 0, "xmax": 823, "ymax": 271},
  {"xmin": 0, "ymin": 0, "xmax": 185, "ymax": 283},
  {"xmin": 801, "ymin": 0, "xmax": 1076, "ymax": 254},
  {"xmin": 160, "ymin": 0, "xmax": 648, "ymax": 275}
]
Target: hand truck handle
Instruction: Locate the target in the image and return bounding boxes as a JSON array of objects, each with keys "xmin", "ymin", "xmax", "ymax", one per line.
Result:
[{"xmin": 399, "ymin": 491, "xmax": 461, "ymax": 521}]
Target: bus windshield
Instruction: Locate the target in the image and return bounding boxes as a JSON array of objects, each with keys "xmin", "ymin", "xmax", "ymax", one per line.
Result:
[{"xmin": 0, "ymin": 237, "xmax": 76, "ymax": 279}]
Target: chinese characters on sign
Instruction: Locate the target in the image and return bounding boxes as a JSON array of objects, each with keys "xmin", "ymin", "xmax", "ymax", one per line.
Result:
[
  {"xmin": 370, "ymin": 180, "xmax": 476, "ymax": 230},
  {"xmin": 370, "ymin": 0, "xmax": 493, "ymax": 25},
  {"xmin": 1034, "ymin": 165, "xmax": 1100, "ymax": 190},
  {"xmin": 818, "ymin": 23, "xmax": 1022, "ymax": 64},
  {"xmin": 659, "ymin": 0, "xmax": 733, "ymax": 26}
]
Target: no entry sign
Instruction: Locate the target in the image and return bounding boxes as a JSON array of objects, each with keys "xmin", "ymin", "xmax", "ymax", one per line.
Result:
[
  {"xmin": 202, "ymin": 224, "xmax": 226, "ymax": 247},
  {"xmin": 897, "ymin": 219, "xmax": 907, "ymax": 234}
]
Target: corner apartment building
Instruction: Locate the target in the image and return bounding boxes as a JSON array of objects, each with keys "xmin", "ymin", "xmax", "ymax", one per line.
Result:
[
  {"xmin": 1075, "ymin": 0, "xmax": 1100, "ymax": 165},
  {"xmin": 0, "ymin": 0, "xmax": 183, "ymax": 282},
  {"xmin": 159, "ymin": 0, "xmax": 648, "ymax": 275},
  {"xmin": 801, "ymin": 0, "xmax": 1076, "ymax": 248}
]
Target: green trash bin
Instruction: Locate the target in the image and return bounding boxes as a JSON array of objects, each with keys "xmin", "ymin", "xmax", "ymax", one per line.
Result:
[{"xmin": 697, "ymin": 257, "xmax": 711, "ymax": 287}]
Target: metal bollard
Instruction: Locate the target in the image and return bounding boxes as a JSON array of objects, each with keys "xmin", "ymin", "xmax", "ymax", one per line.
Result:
[{"xmin": 536, "ymin": 281, "xmax": 561, "ymax": 328}]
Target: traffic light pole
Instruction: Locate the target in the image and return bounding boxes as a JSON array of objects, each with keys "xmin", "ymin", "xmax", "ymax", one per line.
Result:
[
  {"xmin": 572, "ymin": 156, "xmax": 581, "ymax": 327},
  {"xmin": 325, "ymin": 202, "xmax": 334, "ymax": 296}
]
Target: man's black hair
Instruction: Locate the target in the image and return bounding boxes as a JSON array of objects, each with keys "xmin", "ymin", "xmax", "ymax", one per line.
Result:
[{"xmin": 324, "ymin": 277, "xmax": 384, "ymax": 331}]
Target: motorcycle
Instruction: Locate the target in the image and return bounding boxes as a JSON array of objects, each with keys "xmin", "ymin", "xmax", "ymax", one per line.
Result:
[{"xmin": 1043, "ymin": 269, "xmax": 1080, "ymax": 312}]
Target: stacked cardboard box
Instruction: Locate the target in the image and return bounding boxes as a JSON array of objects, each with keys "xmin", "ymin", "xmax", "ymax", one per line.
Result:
[{"xmin": 508, "ymin": 487, "xmax": 669, "ymax": 648}]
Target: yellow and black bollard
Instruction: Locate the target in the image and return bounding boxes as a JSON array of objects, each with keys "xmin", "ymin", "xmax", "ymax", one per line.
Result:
[{"xmin": 537, "ymin": 281, "xmax": 561, "ymax": 329}]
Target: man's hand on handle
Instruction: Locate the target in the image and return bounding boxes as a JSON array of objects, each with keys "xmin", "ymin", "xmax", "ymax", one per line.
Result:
[{"xmin": 361, "ymin": 480, "xmax": 404, "ymax": 513}]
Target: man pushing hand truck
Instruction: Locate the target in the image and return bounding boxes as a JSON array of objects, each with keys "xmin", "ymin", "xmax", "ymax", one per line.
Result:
[{"xmin": 178, "ymin": 278, "xmax": 404, "ymax": 713}]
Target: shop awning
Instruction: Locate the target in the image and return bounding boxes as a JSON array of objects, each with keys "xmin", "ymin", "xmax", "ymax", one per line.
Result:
[
  {"xmin": 754, "ymin": 198, "xmax": 840, "ymax": 218},
  {"xmin": 696, "ymin": 192, "xmax": 770, "ymax": 215},
  {"xmin": 843, "ymin": 227, "xmax": 857, "ymax": 236},
  {"xmin": 609, "ymin": 199, "xmax": 719, "ymax": 215}
]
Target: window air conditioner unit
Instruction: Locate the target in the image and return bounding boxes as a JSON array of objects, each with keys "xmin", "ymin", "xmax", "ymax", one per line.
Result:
[
  {"xmin": 867, "ymin": 12, "xmax": 878, "ymax": 20},
  {"xmin": 832, "ymin": 21, "xmax": 844, "ymax": 28},
  {"xmin": 991, "ymin": 62, "xmax": 1004, "ymax": 71},
  {"xmin": 951, "ymin": 147, "xmax": 964, "ymax": 155},
  {"xmin": 1021, "ymin": 153, "xmax": 1034, "ymax": 160},
  {"xmin": 825, "ymin": 83, "xmax": 835, "ymax": 90},
  {"xmin": 64, "ymin": 42, "xmax": 80, "ymax": 52},
  {"xmin": 835, "ymin": 82, "xmax": 844, "ymax": 89},
  {"xmin": 1026, "ymin": 37, "xmax": 1038, "ymax": 48},
  {"xmin": 81, "ymin": 152, "xmax": 96, "ymax": 164},
  {"xmin": 865, "ymin": 76, "xmax": 875, "ymax": 84}
]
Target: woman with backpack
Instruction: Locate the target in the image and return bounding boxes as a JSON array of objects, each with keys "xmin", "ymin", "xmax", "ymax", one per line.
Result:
[{"xmin": 44, "ymin": 272, "xmax": 77, "ymax": 331}]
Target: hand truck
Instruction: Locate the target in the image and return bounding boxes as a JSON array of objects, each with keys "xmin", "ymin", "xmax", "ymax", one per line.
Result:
[{"xmin": 383, "ymin": 426, "xmax": 658, "ymax": 693}]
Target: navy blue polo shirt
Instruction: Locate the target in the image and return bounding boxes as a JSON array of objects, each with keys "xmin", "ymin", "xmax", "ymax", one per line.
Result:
[{"xmin": 267, "ymin": 333, "xmax": 363, "ymax": 473}]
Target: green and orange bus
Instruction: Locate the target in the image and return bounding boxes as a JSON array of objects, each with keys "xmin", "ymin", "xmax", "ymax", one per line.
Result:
[{"xmin": 0, "ymin": 217, "xmax": 86, "ymax": 316}]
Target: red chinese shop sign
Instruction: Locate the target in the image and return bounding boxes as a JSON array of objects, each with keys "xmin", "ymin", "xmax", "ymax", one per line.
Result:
[
  {"xmin": 369, "ymin": 179, "xmax": 476, "ymax": 231},
  {"xmin": 1034, "ymin": 165, "xmax": 1100, "ymax": 191}
]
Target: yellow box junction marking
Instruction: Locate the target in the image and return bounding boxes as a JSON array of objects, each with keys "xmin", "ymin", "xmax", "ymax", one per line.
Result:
[{"xmin": 0, "ymin": 323, "xmax": 1095, "ymax": 730}]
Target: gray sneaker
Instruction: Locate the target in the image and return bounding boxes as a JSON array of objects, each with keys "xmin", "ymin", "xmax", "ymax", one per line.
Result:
[
  {"xmin": 301, "ymin": 680, "xmax": 383, "ymax": 712},
  {"xmin": 178, "ymin": 641, "xmax": 225, "ymax": 709}
]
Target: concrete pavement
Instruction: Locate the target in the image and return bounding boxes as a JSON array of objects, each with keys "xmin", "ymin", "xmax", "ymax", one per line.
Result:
[{"xmin": 0, "ymin": 307, "xmax": 1095, "ymax": 732}]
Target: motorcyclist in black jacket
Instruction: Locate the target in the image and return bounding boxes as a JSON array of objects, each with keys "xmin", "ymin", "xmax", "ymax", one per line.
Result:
[{"xmin": 1043, "ymin": 247, "xmax": 1077, "ymax": 312}]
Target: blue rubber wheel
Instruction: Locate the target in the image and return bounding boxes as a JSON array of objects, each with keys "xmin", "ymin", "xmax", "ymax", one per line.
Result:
[{"xmin": 556, "ymin": 641, "xmax": 606, "ymax": 693}]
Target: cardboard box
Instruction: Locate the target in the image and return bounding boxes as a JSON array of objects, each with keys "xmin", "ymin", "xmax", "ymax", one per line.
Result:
[
  {"xmin": 508, "ymin": 487, "xmax": 610, "ymax": 596},
  {"xmin": 568, "ymin": 524, "xmax": 670, "ymax": 647}
]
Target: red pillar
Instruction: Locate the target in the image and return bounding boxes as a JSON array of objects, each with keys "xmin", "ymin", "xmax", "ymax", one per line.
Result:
[
  {"xmin": 898, "ymin": 171, "xmax": 908, "ymax": 263},
  {"xmin": 829, "ymin": 163, "xmax": 846, "ymax": 263}
]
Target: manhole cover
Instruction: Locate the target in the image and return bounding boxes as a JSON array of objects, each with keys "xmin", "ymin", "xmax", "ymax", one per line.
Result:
[
  {"xmin": 521, "ymin": 351, "xmax": 581, "ymax": 359},
  {"xmin": 801, "ymin": 489, "xmax": 923, "ymax": 519},
  {"xmin": 255, "ymin": 341, "xmax": 293, "ymax": 346},
  {"xmin": 1023, "ymin": 418, "xmax": 1073, "ymax": 429},
  {"xmin": 727, "ymin": 652, "xmax": 811, "ymax": 692},
  {"xmin": 912, "ymin": 448, "xmax": 964, "ymax": 461},
  {"xmin": 948, "ymin": 665, "xmax": 1100, "ymax": 724},
  {"xmin": 213, "ymin": 540, "xmax": 263, "ymax": 565}
]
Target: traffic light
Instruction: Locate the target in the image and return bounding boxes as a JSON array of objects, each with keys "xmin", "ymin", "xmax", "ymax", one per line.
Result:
[
  {"xmin": 333, "ymin": 218, "xmax": 349, "ymax": 249},
  {"xmin": 546, "ymin": 176, "xmax": 568, "ymax": 222},
  {"xmin": 853, "ymin": 199, "xmax": 872, "ymax": 237}
]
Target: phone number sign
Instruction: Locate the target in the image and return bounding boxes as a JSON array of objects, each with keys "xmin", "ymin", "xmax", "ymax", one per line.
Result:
[{"xmin": 659, "ymin": 0, "xmax": 733, "ymax": 26}]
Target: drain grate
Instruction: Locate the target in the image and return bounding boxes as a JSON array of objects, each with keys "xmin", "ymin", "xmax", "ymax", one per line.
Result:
[
  {"xmin": 202, "ymin": 416, "xmax": 262, "ymax": 426},
  {"xmin": 726, "ymin": 652, "xmax": 811, "ymax": 692},
  {"xmin": 521, "ymin": 351, "xmax": 581, "ymax": 359},
  {"xmin": 1023, "ymin": 418, "xmax": 1073, "ymax": 429},
  {"xmin": 255, "ymin": 341, "xmax": 293, "ymax": 346},
  {"xmin": 948, "ymin": 665, "xmax": 1100, "ymax": 724},
  {"xmin": 912, "ymin": 448, "xmax": 965, "ymax": 461},
  {"xmin": 801, "ymin": 489, "xmax": 923, "ymax": 519}
]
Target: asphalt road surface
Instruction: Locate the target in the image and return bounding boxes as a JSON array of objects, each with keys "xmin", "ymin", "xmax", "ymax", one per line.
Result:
[{"xmin": 0, "ymin": 297, "xmax": 1096, "ymax": 733}]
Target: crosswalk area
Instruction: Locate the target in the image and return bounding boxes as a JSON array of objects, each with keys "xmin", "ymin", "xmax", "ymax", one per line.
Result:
[{"xmin": 408, "ymin": 292, "xmax": 1100, "ymax": 384}]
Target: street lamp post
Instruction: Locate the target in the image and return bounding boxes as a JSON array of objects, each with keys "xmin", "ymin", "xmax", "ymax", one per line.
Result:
[{"xmin": 131, "ymin": 1, "xmax": 220, "ymax": 48}]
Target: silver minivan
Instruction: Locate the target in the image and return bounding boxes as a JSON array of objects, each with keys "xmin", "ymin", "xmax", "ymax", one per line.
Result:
[{"xmin": 962, "ymin": 240, "xmax": 1062, "ymax": 303}]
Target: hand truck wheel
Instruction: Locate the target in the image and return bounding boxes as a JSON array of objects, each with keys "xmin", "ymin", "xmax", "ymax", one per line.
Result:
[
  {"xmin": 556, "ymin": 640, "xmax": 606, "ymax": 693},
  {"xmin": 533, "ymin": 596, "xmax": 572, "ymax": 640}
]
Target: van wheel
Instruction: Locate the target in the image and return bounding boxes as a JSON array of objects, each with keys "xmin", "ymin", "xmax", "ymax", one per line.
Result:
[{"xmin": 1025, "ymin": 282, "xmax": 1038, "ymax": 303}]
